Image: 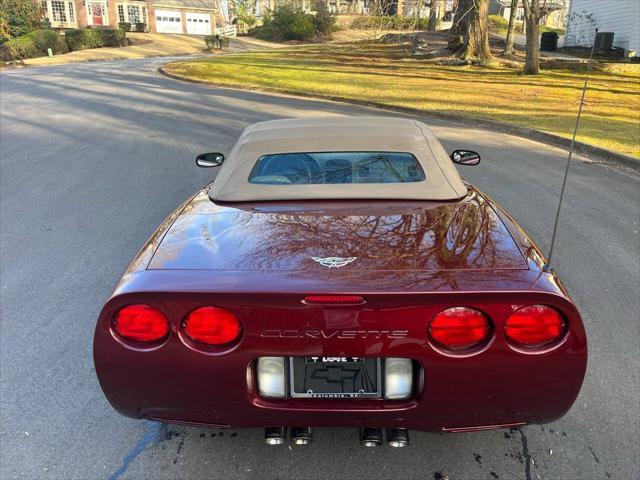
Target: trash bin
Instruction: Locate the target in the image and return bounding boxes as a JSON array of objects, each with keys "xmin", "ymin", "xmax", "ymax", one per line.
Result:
[{"xmin": 541, "ymin": 31, "xmax": 559, "ymax": 51}]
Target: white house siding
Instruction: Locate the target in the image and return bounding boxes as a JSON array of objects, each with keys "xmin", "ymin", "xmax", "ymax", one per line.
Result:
[{"xmin": 565, "ymin": 0, "xmax": 640, "ymax": 55}]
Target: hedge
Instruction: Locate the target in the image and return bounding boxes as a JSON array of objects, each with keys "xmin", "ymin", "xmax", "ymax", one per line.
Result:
[
  {"xmin": 350, "ymin": 15, "xmax": 429, "ymax": 30},
  {"xmin": 1, "ymin": 28, "xmax": 127, "ymax": 61},
  {"xmin": 0, "ymin": 29, "xmax": 68, "ymax": 61},
  {"xmin": 65, "ymin": 28, "xmax": 126, "ymax": 52}
]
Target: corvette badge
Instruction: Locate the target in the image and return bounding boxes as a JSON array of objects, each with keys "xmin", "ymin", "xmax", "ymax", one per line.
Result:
[{"xmin": 311, "ymin": 256, "xmax": 357, "ymax": 268}]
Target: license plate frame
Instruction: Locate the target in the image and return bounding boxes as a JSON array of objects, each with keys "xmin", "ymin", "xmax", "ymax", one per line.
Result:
[{"xmin": 289, "ymin": 357, "xmax": 382, "ymax": 399}]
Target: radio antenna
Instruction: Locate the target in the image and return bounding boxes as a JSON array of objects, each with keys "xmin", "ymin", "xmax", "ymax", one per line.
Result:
[{"xmin": 544, "ymin": 28, "xmax": 598, "ymax": 271}]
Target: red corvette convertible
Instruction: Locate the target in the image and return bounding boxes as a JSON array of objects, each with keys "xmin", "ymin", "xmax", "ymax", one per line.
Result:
[{"xmin": 94, "ymin": 117, "xmax": 587, "ymax": 447}]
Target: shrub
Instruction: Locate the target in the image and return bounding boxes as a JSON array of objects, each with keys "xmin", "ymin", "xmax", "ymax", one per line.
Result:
[
  {"xmin": 0, "ymin": 28, "xmax": 67, "ymax": 61},
  {"xmin": 118, "ymin": 22, "xmax": 132, "ymax": 32},
  {"xmin": 204, "ymin": 34, "xmax": 229, "ymax": 51},
  {"xmin": 312, "ymin": 0, "xmax": 336, "ymax": 35},
  {"xmin": 488, "ymin": 14, "xmax": 508, "ymax": 32},
  {"xmin": 0, "ymin": 0, "xmax": 43, "ymax": 41},
  {"xmin": 254, "ymin": 4, "xmax": 315, "ymax": 40},
  {"xmin": 65, "ymin": 28, "xmax": 126, "ymax": 51},
  {"xmin": 100, "ymin": 28, "xmax": 127, "ymax": 47},
  {"xmin": 135, "ymin": 22, "xmax": 146, "ymax": 32},
  {"xmin": 350, "ymin": 15, "xmax": 428, "ymax": 31}
]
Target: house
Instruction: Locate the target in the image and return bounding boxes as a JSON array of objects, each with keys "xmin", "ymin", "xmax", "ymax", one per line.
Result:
[
  {"xmin": 565, "ymin": 0, "xmax": 640, "ymax": 55},
  {"xmin": 488, "ymin": 0, "xmax": 570, "ymax": 29},
  {"xmin": 40, "ymin": 0, "xmax": 154, "ymax": 29},
  {"xmin": 152, "ymin": 0, "xmax": 218, "ymax": 35},
  {"xmin": 39, "ymin": 0, "xmax": 219, "ymax": 35}
]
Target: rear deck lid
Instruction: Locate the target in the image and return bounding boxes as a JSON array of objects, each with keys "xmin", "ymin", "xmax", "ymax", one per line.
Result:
[{"xmin": 148, "ymin": 190, "xmax": 527, "ymax": 272}]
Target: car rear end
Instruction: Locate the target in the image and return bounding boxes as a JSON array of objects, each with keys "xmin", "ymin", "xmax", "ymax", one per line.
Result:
[
  {"xmin": 94, "ymin": 275, "xmax": 587, "ymax": 441},
  {"xmin": 94, "ymin": 189, "xmax": 587, "ymax": 445}
]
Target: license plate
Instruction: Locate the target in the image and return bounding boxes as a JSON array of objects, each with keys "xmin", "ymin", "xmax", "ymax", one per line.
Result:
[{"xmin": 289, "ymin": 357, "xmax": 381, "ymax": 399}]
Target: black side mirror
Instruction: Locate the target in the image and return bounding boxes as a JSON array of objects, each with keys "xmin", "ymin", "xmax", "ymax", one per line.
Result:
[
  {"xmin": 451, "ymin": 150, "xmax": 481, "ymax": 166},
  {"xmin": 196, "ymin": 153, "xmax": 224, "ymax": 168}
]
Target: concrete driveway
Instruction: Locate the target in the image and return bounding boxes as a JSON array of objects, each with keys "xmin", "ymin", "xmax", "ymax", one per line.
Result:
[{"xmin": 0, "ymin": 58, "xmax": 638, "ymax": 480}]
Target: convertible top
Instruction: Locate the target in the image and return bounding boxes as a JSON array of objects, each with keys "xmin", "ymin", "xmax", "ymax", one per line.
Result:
[{"xmin": 208, "ymin": 117, "xmax": 468, "ymax": 202}]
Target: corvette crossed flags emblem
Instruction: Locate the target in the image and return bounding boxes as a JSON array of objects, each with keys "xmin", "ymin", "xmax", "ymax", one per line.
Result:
[{"xmin": 311, "ymin": 257, "xmax": 357, "ymax": 268}]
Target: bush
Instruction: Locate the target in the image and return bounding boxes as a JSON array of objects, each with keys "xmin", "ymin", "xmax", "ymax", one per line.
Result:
[
  {"xmin": 0, "ymin": 0, "xmax": 43, "ymax": 41},
  {"xmin": 118, "ymin": 22, "xmax": 131, "ymax": 32},
  {"xmin": 65, "ymin": 28, "xmax": 127, "ymax": 51},
  {"xmin": 0, "ymin": 28, "xmax": 68, "ymax": 61},
  {"xmin": 312, "ymin": 0, "xmax": 336, "ymax": 35},
  {"xmin": 488, "ymin": 14, "xmax": 508, "ymax": 32},
  {"xmin": 204, "ymin": 34, "xmax": 230, "ymax": 51},
  {"xmin": 350, "ymin": 15, "xmax": 428, "ymax": 31},
  {"xmin": 100, "ymin": 28, "xmax": 127, "ymax": 47},
  {"xmin": 254, "ymin": 4, "xmax": 315, "ymax": 40},
  {"xmin": 135, "ymin": 22, "xmax": 146, "ymax": 32}
]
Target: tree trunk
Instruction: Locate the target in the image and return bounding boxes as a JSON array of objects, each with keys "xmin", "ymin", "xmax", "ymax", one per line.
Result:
[
  {"xmin": 448, "ymin": 0, "xmax": 492, "ymax": 63},
  {"xmin": 503, "ymin": 0, "xmax": 518, "ymax": 56},
  {"xmin": 522, "ymin": 0, "xmax": 541, "ymax": 74},
  {"xmin": 396, "ymin": 0, "xmax": 404, "ymax": 17}
]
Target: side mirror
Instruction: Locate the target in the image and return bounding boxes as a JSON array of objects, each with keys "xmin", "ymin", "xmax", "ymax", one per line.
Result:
[
  {"xmin": 450, "ymin": 150, "xmax": 481, "ymax": 166},
  {"xmin": 196, "ymin": 153, "xmax": 224, "ymax": 168}
]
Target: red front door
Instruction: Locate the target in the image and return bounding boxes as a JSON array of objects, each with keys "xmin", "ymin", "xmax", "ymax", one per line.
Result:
[{"xmin": 91, "ymin": 4, "xmax": 103, "ymax": 25}]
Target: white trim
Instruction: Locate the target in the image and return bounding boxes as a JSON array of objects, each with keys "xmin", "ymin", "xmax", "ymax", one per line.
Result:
[
  {"xmin": 86, "ymin": 1, "xmax": 109, "ymax": 26},
  {"xmin": 41, "ymin": 0, "xmax": 78, "ymax": 28}
]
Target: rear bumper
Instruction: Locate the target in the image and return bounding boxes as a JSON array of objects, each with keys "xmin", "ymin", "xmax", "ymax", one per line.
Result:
[{"xmin": 94, "ymin": 291, "xmax": 587, "ymax": 432}]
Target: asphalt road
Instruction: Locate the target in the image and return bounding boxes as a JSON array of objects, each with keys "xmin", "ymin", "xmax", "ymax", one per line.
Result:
[{"xmin": 1, "ymin": 58, "xmax": 638, "ymax": 480}]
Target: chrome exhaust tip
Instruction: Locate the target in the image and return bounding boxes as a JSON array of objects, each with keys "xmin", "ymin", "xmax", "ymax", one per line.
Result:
[
  {"xmin": 291, "ymin": 427, "xmax": 313, "ymax": 445},
  {"xmin": 359, "ymin": 428, "xmax": 383, "ymax": 447},
  {"xmin": 386, "ymin": 428, "xmax": 410, "ymax": 447},
  {"xmin": 264, "ymin": 427, "xmax": 286, "ymax": 445}
]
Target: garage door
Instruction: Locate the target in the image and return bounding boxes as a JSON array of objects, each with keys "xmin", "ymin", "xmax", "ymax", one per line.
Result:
[
  {"xmin": 186, "ymin": 12, "xmax": 211, "ymax": 35},
  {"xmin": 155, "ymin": 10, "xmax": 183, "ymax": 34}
]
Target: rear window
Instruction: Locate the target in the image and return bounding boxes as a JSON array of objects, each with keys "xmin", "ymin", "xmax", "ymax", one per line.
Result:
[{"xmin": 248, "ymin": 152, "xmax": 426, "ymax": 185}]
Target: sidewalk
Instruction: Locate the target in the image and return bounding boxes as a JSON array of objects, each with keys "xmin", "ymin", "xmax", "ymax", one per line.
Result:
[{"xmin": 22, "ymin": 33, "xmax": 282, "ymax": 67}]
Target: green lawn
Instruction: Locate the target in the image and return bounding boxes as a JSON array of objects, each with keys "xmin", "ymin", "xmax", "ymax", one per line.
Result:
[{"xmin": 164, "ymin": 44, "xmax": 640, "ymax": 158}]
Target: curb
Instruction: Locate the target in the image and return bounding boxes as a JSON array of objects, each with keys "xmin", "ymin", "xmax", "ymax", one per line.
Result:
[{"xmin": 158, "ymin": 66, "xmax": 639, "ymax": 172}]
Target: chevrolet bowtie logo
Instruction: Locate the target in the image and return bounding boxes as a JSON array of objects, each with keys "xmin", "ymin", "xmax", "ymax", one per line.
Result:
[
  {"xmin": 311, "ymin": 256, "xmax": 357, "ymax": 268},
  {"xmin": 310, "ymin": 365, "xmax": 360, "ymax": 384}
]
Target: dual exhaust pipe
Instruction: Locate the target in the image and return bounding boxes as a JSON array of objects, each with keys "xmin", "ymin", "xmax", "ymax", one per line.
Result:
[
  {"xmin": 264, "ymin": 427, "xmax": 409, "ymax": 447},
  {"xmin": 264, "ymin": 427, "xmax": 312, "ymax": 445}
]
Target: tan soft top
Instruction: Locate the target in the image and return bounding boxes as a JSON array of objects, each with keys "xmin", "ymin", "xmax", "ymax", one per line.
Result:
[{"xmin": 209, "ymin": 116, "xmax": 467, "ymax": 202}]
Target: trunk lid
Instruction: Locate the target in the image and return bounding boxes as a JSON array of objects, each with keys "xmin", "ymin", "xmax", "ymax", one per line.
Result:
[{"xmin": 148, "ymin": 189, "xmax": 527, "ymax": 273}]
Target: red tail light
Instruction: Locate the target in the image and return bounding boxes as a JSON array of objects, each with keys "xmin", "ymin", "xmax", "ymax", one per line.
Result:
[
  {"xmin": 428, "ymin": 307, "xmax": 492, "ymax": 351},
  {"xmin": 113, "ymin": 304, "xmax": 170, "ymax": 343},
  {"xmin": 505, "ymin": 305, "xmax": 566, "ymax": 348},
  {"xmin": 182, "ymin": 307, "xmax": 241, "ymax": 346}
]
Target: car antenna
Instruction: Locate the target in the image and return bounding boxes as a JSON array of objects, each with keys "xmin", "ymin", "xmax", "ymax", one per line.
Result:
[{"xmin": 544, "ymin": 28, "xmax": 598, "ymax": 273}]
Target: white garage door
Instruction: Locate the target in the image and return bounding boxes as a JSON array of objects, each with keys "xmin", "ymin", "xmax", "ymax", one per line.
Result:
[
  {"xmin": 155, "ymin": 10, "xmax": 183, "ymax": 34},
  {"xmin": 186, "ymin": 12, "xmax": 211, "ymax": 35}
]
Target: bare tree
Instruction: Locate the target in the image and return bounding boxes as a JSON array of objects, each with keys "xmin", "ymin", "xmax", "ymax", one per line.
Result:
[
  {"xmin": 503, "ymin": 0, "xmax": 519, "ymax": 55},
  {"xmin": 521, "ymin": 0, "xmax": 545, "ymax": 74},
  {"xmin": 448, "ymin": 0, "xmax": 492, "ymax": 63}
]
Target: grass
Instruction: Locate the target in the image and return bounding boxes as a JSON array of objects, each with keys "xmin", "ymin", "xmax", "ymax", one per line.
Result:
[{"xmin": 164, "ymin": 43, "xmax": 640, "ymax": 157}]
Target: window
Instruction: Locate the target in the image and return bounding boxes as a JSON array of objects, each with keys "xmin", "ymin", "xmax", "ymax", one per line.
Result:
[
  {"xmin": 51, "ymin": 0, "xmax": 67, "ymax": 22},
  {"xmin": 142, "ymin": 6, "xmax": 147, "ymax": 23},
  {"xmin": 118, "ymin": 4, "xmax": 125, "ymax": 22},
  {"xmin": 68, "ymin": 1, "xmax": 74, "ymax": 22},
  {"xmin": 248, "ymin": 152, "xmax": 426, "ymax": 185},
  {"xmin": 127, "ymin": 5, "xmax": 140, "ymax": 23}
]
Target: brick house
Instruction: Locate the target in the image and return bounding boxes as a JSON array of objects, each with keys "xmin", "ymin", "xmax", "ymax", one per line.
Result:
[{"xmin": 40, "ymin": 0, "xmax": 218, "ymax": 35}]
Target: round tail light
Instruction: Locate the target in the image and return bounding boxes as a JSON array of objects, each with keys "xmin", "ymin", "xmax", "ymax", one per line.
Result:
[
  {"xmin": 505, "ymin": 305, "xmax": 566, "ymax": 348},
  {"xmin": 113, "ymin": 304, "xmax": 170, "ymax": 344},
  {"xmin": 428, "ymin": 307, "xmax": 492, "ymax": 351},
  {"xmin": 182, "ymin": 307, "xmax": 241, "ymax": 346}
]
